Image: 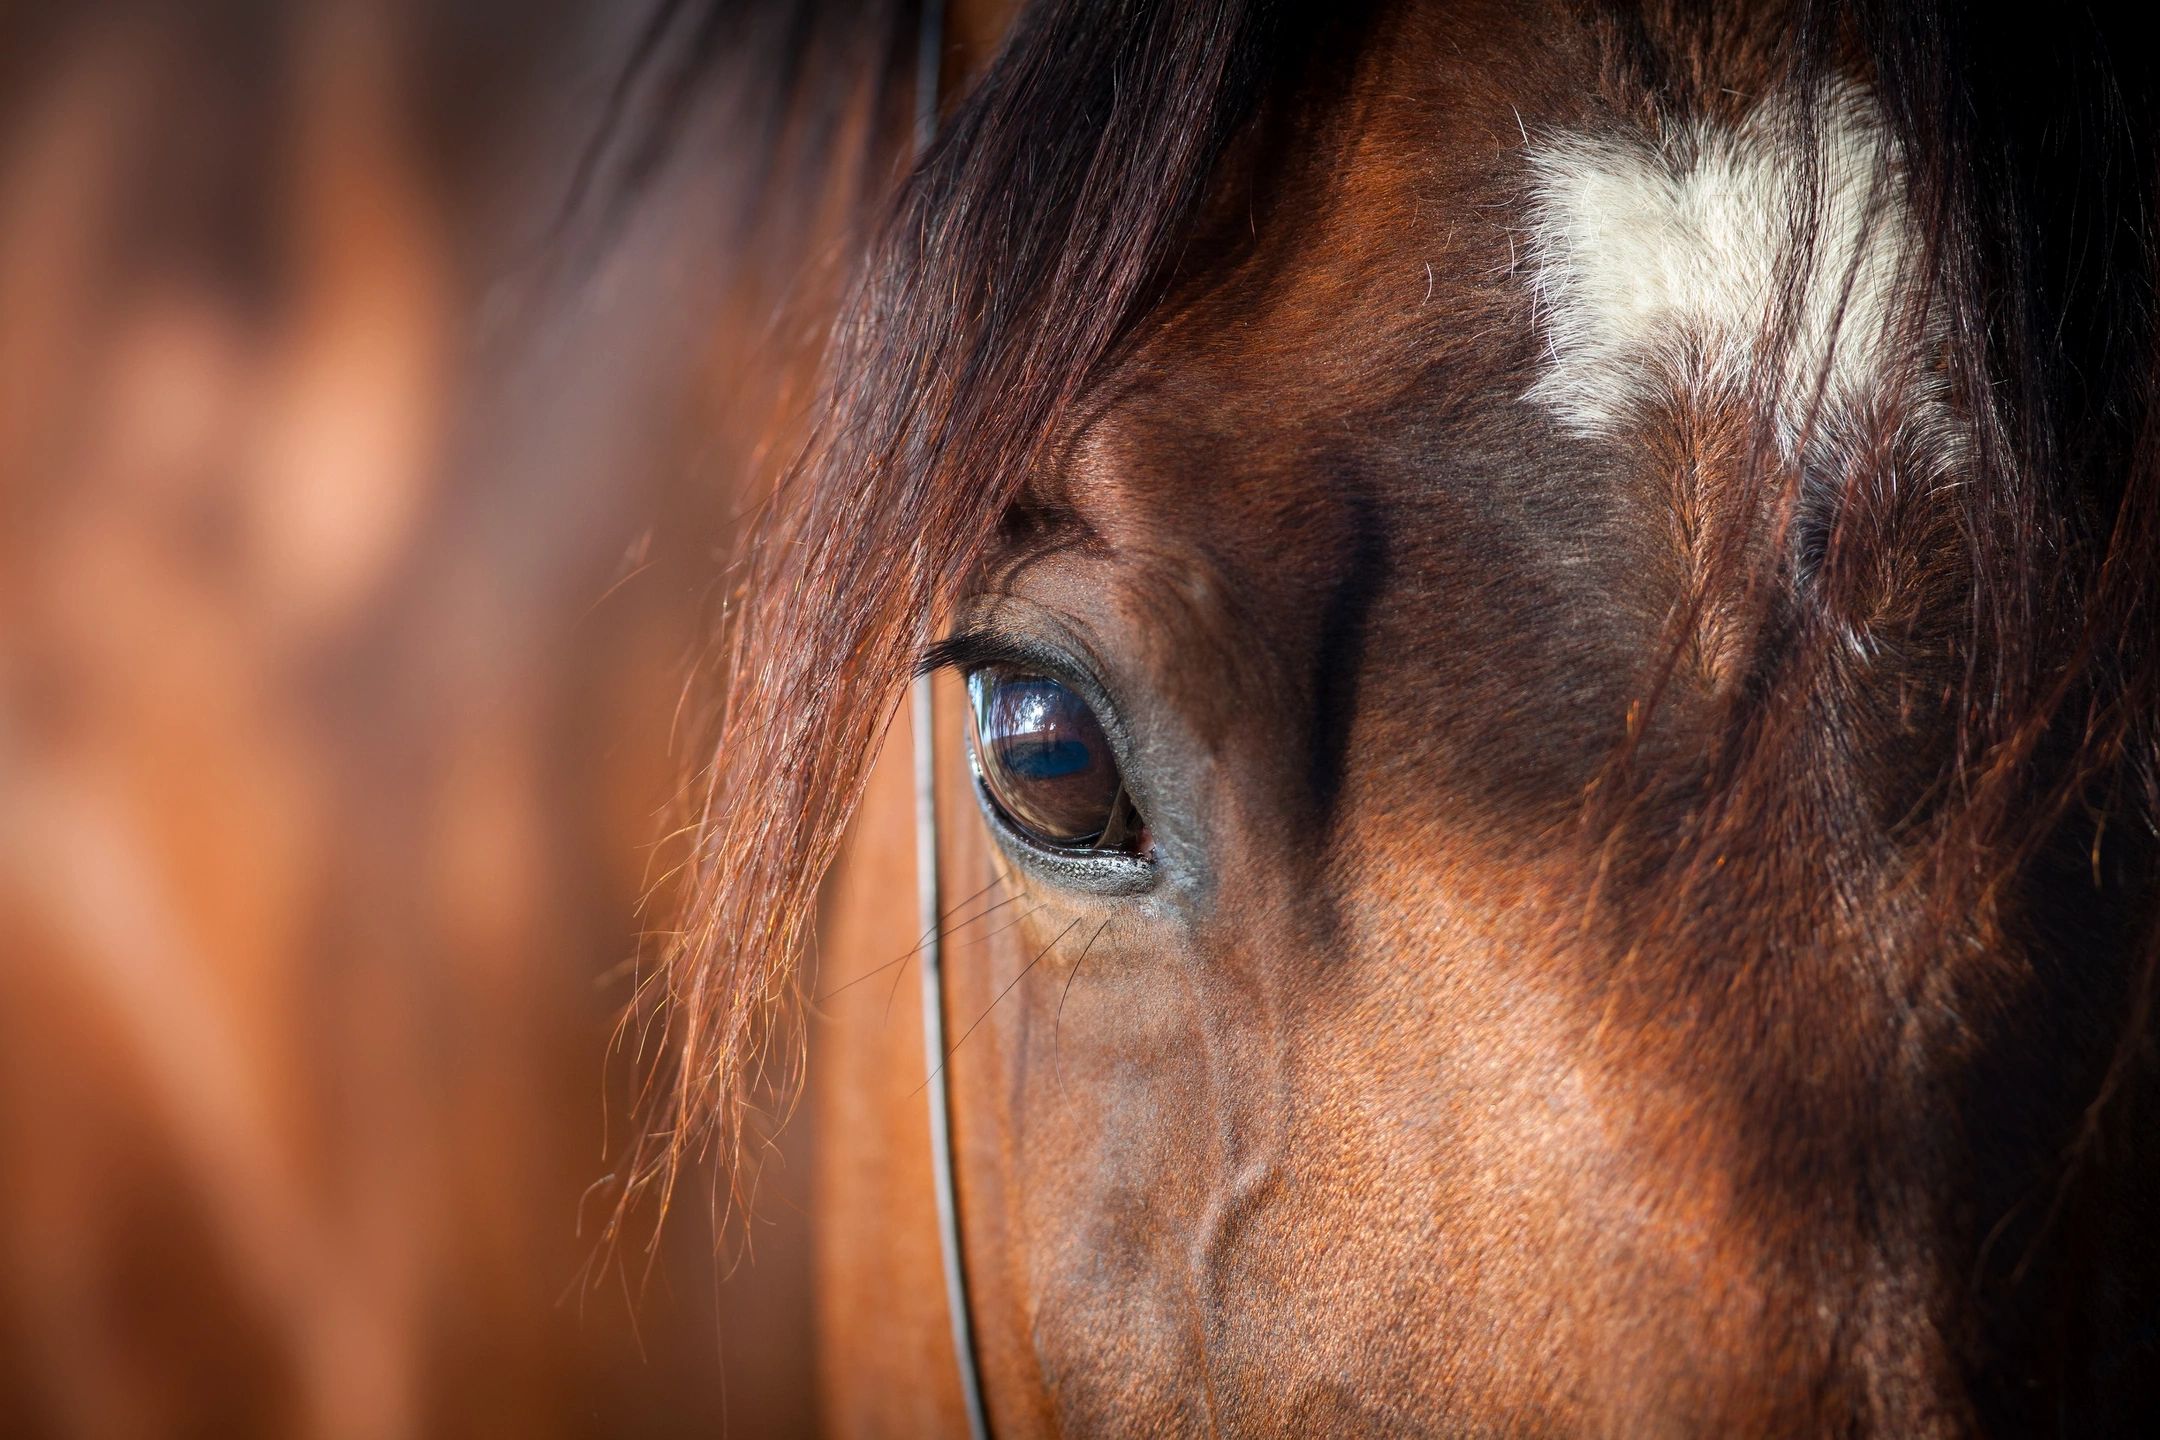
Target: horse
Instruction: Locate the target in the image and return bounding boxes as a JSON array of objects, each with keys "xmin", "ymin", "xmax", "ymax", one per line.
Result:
[{"xmin": 619, "ymin": 0, "xmax": 2160, "ymax": 1432}]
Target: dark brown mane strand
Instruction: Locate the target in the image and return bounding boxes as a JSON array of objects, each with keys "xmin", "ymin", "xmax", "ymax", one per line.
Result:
[{"xmin": 559, "ymin": 0, "xmax": 923, "ymax": 251}]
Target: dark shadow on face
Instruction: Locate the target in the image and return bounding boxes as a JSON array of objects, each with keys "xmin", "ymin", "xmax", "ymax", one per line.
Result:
[{"xmin": 1305, "ymin": 486, "xmax": 1388, "ymax": 841}]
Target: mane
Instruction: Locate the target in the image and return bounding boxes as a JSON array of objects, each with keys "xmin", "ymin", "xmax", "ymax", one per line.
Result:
[
  {"xmin": 625, "ymin": 0, "xmax": 1312, "ymax": 1219},
  {"xmin": 638, "ymin": 0, "xmax": 2160, "ymax": 1233}
]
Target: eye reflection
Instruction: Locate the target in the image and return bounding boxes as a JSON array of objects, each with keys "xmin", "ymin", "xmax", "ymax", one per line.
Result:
[{"xmin": 966, "ymin": 668, "xmax": 1139, "ymax": 852}]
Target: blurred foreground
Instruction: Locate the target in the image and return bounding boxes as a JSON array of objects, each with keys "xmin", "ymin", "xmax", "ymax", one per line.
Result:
[{"xmin": 0, "ymin": 3, "xmax": 818, "ymax": 1433}]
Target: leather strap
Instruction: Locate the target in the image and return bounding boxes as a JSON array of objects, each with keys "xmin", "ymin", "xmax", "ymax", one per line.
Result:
[{"xmin": 910, "ymin": 3, "xmax": 992, "ymax": 1434}]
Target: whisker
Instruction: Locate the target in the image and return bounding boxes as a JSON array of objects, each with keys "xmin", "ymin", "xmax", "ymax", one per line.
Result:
[
  {"xmin": 887, "ymin": 898, "xmax": 1039, "ymax": 1023},
  {"xmin": 814, "ymin": 877, "xmax": 1011, "ymax": 1002},
  {"xmin": 958, "ymin": 893, "xmax": 1040, "ymax": 949},
  {"xmin": 913, "ymin": 916, "xmax": 1082, "ymax": 1096},
  {"xmin": 1053, "ymin": 916, "xmax": 1114, "ymax": 1095}
]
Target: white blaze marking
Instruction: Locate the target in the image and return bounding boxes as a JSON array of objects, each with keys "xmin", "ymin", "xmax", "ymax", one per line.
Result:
[{"xmin": 1522, "ymin": 87, "xmax": 1930, "ymax": 448}]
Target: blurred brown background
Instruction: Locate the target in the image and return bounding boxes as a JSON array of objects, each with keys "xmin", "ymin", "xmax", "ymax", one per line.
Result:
[{"xmin": 0, "ymin": 2, "xmax": 837, "ymax": 1433}]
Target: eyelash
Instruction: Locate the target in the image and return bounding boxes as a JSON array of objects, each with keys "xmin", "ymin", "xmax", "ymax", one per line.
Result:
[{"xmin": 920, "ymin": 628, "xmax": 1068, "ymax": 687}]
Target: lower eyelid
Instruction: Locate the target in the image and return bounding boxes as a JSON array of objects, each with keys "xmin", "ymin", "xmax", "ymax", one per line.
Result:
[{"xmin": 971, "ymin": 776, "xmax": 1159, "ymax": 896}]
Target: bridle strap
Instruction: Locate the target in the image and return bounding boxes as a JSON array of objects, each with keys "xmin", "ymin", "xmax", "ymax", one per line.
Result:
[{"xmin": 910, "ymin": 3, "xmax": 991, "ymax": 1436}]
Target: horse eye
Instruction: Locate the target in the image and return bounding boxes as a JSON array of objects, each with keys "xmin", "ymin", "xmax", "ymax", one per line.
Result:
[{"xmin": 966, "ymin": 669, "xmax": 1139, "ymax": 853}]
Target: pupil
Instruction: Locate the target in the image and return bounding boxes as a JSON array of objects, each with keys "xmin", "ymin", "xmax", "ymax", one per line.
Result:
[{"xmin": 969, "ymin": 671, "xmax": 1127, "ymax": 847}]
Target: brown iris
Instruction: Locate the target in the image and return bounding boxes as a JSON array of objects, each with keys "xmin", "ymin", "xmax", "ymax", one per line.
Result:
[{"xmin": 966, "ymin": 668, "xmax": 1138, "ymax": 851}]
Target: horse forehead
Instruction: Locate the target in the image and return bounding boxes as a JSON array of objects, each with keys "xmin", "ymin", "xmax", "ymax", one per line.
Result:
[
  {"xmin": 1079, "ymin": 70, "xmax": 1946, "ymax": 680},
  {"xmin": 1048, "ymin": 26, "xmax": 1938, "ymax": 648}
]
